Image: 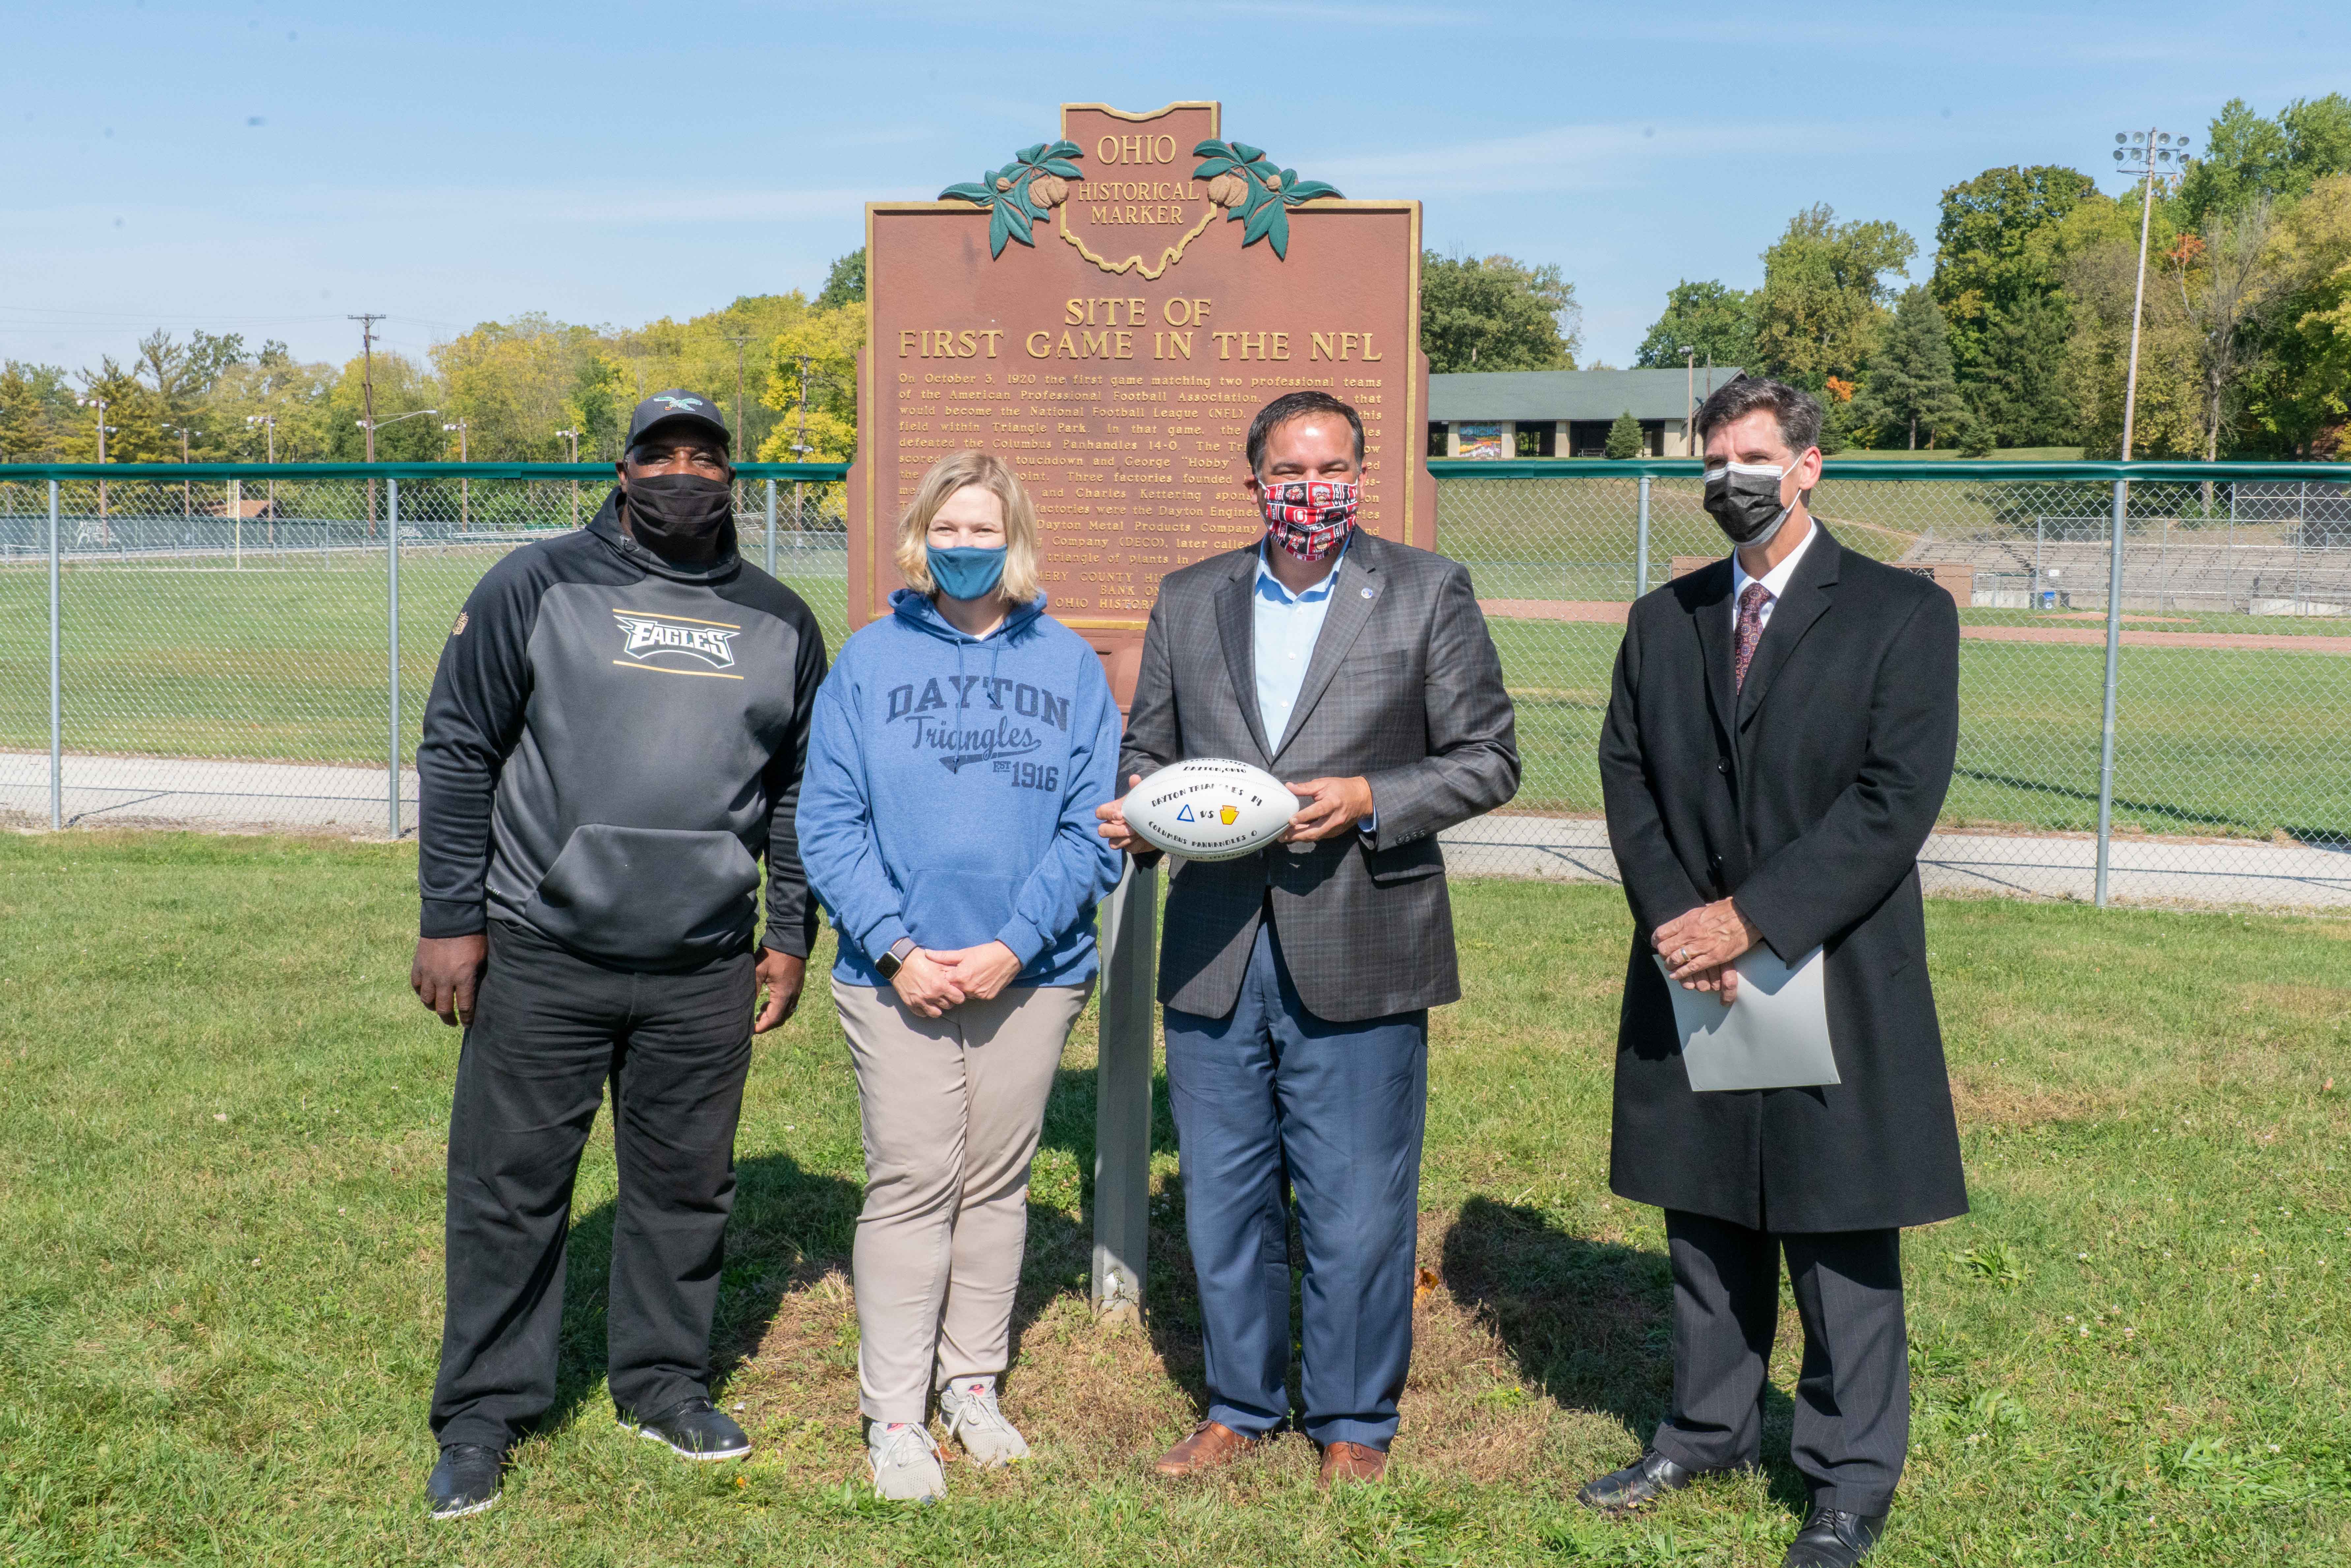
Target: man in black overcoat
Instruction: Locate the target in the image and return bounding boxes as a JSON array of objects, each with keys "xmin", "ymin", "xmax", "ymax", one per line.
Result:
[{"xmin": 1581, "ymin": 377, "xmax": 1966, "ymax": 1568}]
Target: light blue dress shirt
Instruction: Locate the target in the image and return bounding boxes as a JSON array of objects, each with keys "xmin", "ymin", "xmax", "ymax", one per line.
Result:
[
  {"xmin": 1251, "ymin": 540, "xmax": 1377, "ymax": 837},
  {"xmin": 1252, "ymin": 539, "xmax": 1346, "ymax": 750}
]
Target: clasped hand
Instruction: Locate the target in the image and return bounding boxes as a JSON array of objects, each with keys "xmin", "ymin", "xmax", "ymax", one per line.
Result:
[
  {"xmin": 890, "ymin": 939, "xmax": 1022, "ymax": 1019},
  {"xmin": 1652, "ymin": 897, "xmax": 1762, "ymax": 1007}
]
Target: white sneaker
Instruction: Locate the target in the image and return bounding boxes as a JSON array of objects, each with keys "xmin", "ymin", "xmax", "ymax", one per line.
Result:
[
  {"xmin": 867, "ymin": 1420, "xmax": 946, "ymax": 1503},
  {"xmin": 937, "ymin": 1378, "xmax": 1030, "ymax": 1468}
]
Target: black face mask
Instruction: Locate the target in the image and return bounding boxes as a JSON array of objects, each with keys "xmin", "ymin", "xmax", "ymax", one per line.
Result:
[
  {"xmin": 624, "ymin": 473, "xmax": 734, "ymax": 560},
  {"xmin": 1702, "ymin": 461, "xmax": 1799, "ymax": 547}
]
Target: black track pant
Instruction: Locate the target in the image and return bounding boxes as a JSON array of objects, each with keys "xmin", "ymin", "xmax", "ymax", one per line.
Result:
[
  {"xmin": 430, "ymin": 920, "xmax": 755, "ymax": 1452},
  {"xmin": 1650, "ymin": 1211, "xmax": 1908, "ymax": 1517}
]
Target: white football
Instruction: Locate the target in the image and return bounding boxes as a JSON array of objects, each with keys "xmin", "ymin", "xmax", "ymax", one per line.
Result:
[{"xmin": 1122, "ymin": 758, "xmax": 1298, "ymax": 862}]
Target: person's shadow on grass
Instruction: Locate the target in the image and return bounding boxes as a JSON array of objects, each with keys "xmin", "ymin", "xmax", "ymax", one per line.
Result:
[
  {"xmin": 1439, "ymin": 1196, "xmax": 1807, "ymax": 1513},
  {"xmin": 539, "ymin": 1149, "xmax": 864, "ymax": 1438}
]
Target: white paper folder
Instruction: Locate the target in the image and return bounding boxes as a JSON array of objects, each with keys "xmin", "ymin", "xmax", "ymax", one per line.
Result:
[{"xmin": 1652, "ymin": 946, "xmax": 1840, "ymax": 1092}]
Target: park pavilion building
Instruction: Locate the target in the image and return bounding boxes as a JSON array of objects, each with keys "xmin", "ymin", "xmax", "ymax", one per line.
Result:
[{"xmin": 1426, "ymin": 367, "xmax": 1745, "ymax": 459}]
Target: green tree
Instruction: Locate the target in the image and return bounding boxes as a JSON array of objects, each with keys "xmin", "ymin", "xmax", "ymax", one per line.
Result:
[
  {"xmin": 2054, "ymin": 194, "xmax": 2204, "ymax": 457},
  {"xmin": 1632, "ymin": 280, "xmax": 1755, "ymax": 370},
  {"xmin": 757, "ymin": 303, "xmax": 864, "ymax": 462},
  {"xmin": 1603, "ymin": 409, "xmax": 1644, "ymax": 459},
  {"xmin": 2180, "ymin": 95, "xmax": 2351, "ymax": 226},
  {"xmin": 60, "ymin": 359, "xmax": 168, "ymax": 462},
  {"xmin": 2244, "ymin": 173, "xmax": 2351, "ymax": 455},
  {"xmin": 1418, "ymin": 251, "xmax": 1581, "ymax": 373},
  {"xmin": 1851, "ymin": 286, "xmax": 1971, "ymax": 449},
  {"xmin": 0, "ymin": 361, "xmax": 74, "ymax": 460},
  {"xmin": 1930, "ymin": 165, "xmax": 2095, "ymax": 444},
  {"xmin": 1751, "ymin": 205, "xmax": 1916, "ymax": 390},
  {"xmin": 816, "ymin": 249, "xmax": 866, "ymax": 310}
]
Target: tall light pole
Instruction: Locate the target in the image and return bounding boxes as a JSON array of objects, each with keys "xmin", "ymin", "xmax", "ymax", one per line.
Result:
[
  {"xmin": 76, "ymin": 395, "xmax": 114, "ymax": 539},
  {"xmin": 247, "ymin": 413, "xmax": 278, "ymax": 544},
  {"xmin": 1680, "ymin": 345, "xmax": 1696, "ymax": 456},
  {"xmin": 162, "ymin": 423, "xmax": 202, "ymax": 517},
  {"xmin": 789, "ymin": 353, "xmax": 824, "ymax": 538},
  {"xmin": 2092, "ymin": 125, "xmax": 2192, "ymax": 909},
  {"xmin": 2108, "ymin": 127, "xmax": 2193, "ymax": 461},
  {"xmin": 443, "ymin": 418, "xmax": 471, "ymax": 529},
  {"xmin": 556, "ymin": 427, "xmax": 582, "ymax": 526}
]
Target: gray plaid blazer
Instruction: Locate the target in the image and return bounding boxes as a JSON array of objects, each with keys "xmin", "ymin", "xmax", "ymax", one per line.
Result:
[{"xmin": 1120, "ymin": 530, "xmax": 1519, "ymax": 1022}]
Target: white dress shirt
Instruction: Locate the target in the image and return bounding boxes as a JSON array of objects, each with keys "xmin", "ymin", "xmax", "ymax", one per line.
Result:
[{"xmin": 1729, "ymin": 515, "xmax": 1820, "ymax": 633}]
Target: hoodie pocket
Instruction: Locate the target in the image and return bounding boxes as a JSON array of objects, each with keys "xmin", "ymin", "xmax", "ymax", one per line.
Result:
[{"xmin": 525, "ymin": 824, "xmax": 759, "ymax": 964}]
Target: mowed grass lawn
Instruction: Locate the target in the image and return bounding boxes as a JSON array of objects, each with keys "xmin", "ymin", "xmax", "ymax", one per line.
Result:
[
  {"xmin": 3, "ymin": 556, "xmax": 2344, "ymax": 844},
  {"xmin": 1, "ymin": 833, "xmax": 2346, "ymax": 1565}
]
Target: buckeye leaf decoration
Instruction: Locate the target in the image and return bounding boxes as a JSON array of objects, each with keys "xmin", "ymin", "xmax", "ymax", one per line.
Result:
[
  {"xmin": 939, "ymin": 139, "xmax": 1083, "ymax": 257},
  {"xmin": 1191, "ymin": 139, "xmax": 1342, "ymax": 260}
]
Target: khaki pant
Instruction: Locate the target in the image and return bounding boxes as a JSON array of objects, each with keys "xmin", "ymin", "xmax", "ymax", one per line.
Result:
[{"xmin": 833, "ymin": 978, "xmax": 1091, "ymax": 1424}]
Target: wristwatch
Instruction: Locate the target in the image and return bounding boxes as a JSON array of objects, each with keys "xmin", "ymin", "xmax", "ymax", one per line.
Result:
[{"xmin": 874, "ymin": 936, "xmax": 918, "ymax": 981}]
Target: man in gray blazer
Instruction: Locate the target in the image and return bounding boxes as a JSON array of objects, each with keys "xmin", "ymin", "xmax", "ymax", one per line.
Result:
[{"xmin": 1097, "ymin": 391, "xmax": 1518, "ymax": 1486}]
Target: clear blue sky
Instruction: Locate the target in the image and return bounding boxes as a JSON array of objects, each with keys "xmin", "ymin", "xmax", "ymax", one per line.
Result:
[{"xmin": 2, "ymin": 0, "xmax": 2338, "ymax": 377}]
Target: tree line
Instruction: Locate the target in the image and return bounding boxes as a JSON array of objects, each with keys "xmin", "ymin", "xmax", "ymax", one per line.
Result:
[
  {"xmin": 1423, "ymin": 96, "xmax": 2351, "ymax": 459},
  {"xmin": 7, "ymin": 100, "xmax": 2344, "ymax": 466},
  {"xmin": 0, "ymin": 254, "xmax": 868, "ymax": 467}
]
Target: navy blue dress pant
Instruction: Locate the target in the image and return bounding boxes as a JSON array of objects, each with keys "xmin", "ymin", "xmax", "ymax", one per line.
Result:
[{"xmin": 1162, "ymin": 919, "xmax": 1428, "ymax": 1450}]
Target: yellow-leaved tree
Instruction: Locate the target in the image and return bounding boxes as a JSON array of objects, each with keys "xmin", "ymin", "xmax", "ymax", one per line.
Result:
[{"xmin": 757, "ymin": 303, "xmax": 863, "ymax": 463}]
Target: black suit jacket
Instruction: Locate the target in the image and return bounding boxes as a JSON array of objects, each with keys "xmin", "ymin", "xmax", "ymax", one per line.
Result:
[{"xmin": 1597, "ymin": 524, "xmax": 1968, "ymax": 1232}]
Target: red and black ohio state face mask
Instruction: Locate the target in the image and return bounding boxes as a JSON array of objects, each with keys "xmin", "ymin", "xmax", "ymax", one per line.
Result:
[{"xmin": 1258, "ymin": 479, "xmax": 1360, "ymax": 561}]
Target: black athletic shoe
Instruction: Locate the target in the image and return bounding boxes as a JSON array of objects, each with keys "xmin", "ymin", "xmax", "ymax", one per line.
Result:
[
  {"xmin": 426, "ymin": 1443, "xmax": 503, "ymax": 1521},
  {"xmin": 1783, "ymin": 1506, "xmax": 1890, "ymax": 1566},
  {"xmin": 619, "ymin": 1397, "xmax": 752, "ymax": 1461}
]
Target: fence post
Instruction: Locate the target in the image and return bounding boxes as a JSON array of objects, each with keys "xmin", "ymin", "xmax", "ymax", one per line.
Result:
[
  {"xmin": 388, "ymin": 476, "xmax": 403, "ymax": 841},
  {"xmin": 1091, "ymin": 858, "xmax": 1157, "ymax": 1326},
  {"xmin": 48, "ymin": 479, "xmax": 62, "ymax": 831},
  {"xmin": 765, "ymin": 478, "xmax": 777, "ymax": 576},
  {"xmin": 1635, "ymin": 473, "xmax": 1652, "ymax": 598},
  {"xmin": 2094, "ymin": 476, "xmax": 2127, "ymax": 907}
]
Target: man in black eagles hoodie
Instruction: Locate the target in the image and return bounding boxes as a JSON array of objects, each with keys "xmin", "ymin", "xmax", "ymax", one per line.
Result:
[{"xmin": 408, "ymin": 392, "xmax": 826, "ymax": 1520}]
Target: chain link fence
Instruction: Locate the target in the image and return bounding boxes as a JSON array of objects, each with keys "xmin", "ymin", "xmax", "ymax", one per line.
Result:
[
  {"xmin": 1438, "ymin": 460, "xmax": 2350, "ymax": 907},
  {"xmin": 4, "ymin": 460, "xmax": 2345, "ymax": 909},
  {"xmin": 0, "ymin": 466, "xmax": 847, "ymax": 840}
]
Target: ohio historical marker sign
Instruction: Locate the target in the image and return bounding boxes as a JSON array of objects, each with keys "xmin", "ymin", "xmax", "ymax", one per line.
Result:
[{"xmin": 848, "ymin": 99, "xmax": 1432, "ymax": 701}]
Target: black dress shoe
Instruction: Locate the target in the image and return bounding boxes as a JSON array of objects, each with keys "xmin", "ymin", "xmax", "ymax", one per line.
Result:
[
  {"xmin": 1782, "ymin": 1506, "xmax": 1889, "ymax": 1566},
  {"xmin": 426, "ymin": 1443, "xmax": 503, "ymax": 1521},
  {"xmin": 1577, "ymin": 1448, "xmax": 1725, "ymax": 1514}
]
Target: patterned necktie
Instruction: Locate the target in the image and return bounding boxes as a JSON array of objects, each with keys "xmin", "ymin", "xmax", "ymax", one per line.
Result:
[{"xmin": 1733, "ymin": 581, "xmax": 1772, "ymax": 689}]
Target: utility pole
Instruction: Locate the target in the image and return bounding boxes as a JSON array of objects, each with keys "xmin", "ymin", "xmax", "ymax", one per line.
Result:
[
  {"xmin": 791, "ymin": 352, "xmax": 820, "ymax": 540},
  {"xmin": 164, "ymin": 423, "xmax": 201, "ymax": 517},
  {"xmin": 443, "ymin": 418, "xmax": 470, "ymax": 529},
  {"xmin": 725, "ymin": 333, "xmax": 754, "ymax": 517},
  {"xmin": 350, "ymin": 313, "xmax": 385, "ymax": 533},
  {"xmin": 557, "ymin": 427, "xmax": 582, "ymax": 526}
]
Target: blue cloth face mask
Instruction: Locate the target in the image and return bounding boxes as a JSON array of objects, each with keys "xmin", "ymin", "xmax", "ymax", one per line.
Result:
[{"xmin": 926, "ymin": 544, "xmax": 1007, "ymax": 601}]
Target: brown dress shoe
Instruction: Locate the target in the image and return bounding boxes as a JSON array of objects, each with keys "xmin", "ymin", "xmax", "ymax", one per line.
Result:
[
  {"xmin": 1319, "ymin": 1440, "xmax": 1388, "ymax": 1486},
  {"xmin": 1152, "ymin": 1420, "xmax": 1257, "ymax": 1477}
]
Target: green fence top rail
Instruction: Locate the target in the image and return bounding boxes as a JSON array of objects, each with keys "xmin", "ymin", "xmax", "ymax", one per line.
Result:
[
  {"xmin": 0, "ymin": 461, "xmax": 853, "ymax": 482},
  {"xmin": 1, "ymin": 457, "xmax": 2340, "ymax": 484},
  {"xmin": 1425, "ymin": 457, "xmax": 2351, "ymax": 482}
]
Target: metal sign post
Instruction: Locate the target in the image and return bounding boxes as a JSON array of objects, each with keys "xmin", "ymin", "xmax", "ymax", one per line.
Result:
[{"xmin": 1090, "ymin": 858, "xmax": 1157, "ymax": 1325}]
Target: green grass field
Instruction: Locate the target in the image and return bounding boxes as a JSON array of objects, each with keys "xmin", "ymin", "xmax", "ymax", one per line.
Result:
[
  {"xmin": 1, "ymin": 511, "xmax": 2343, "ymax": 844},
  {"xmin": 0, "ymin": 833, "xmax": 2345, "ymax": 1565}
]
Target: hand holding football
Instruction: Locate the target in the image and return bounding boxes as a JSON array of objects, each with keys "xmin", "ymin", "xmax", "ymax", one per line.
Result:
[{"xmin": 1119, "ymin": 759, "xmax": 1298, "ymax": 862}]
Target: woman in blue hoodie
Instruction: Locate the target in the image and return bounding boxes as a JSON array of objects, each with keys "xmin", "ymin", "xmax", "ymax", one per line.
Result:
[{"xmin": 797, "ymin": 450, "xmax": 1124, "ymax": 1502}]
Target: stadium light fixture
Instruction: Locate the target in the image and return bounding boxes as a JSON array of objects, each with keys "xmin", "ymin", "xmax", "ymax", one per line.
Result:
[{"xmin": 2104, "ymin": 125, "xmax": 2191, "ymax": 462}]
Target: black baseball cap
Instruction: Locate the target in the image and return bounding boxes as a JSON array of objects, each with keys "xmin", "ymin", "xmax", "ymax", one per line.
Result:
[{"xmin": 625, "ymin": 389, "xmax": 730, "ymax": 454}]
